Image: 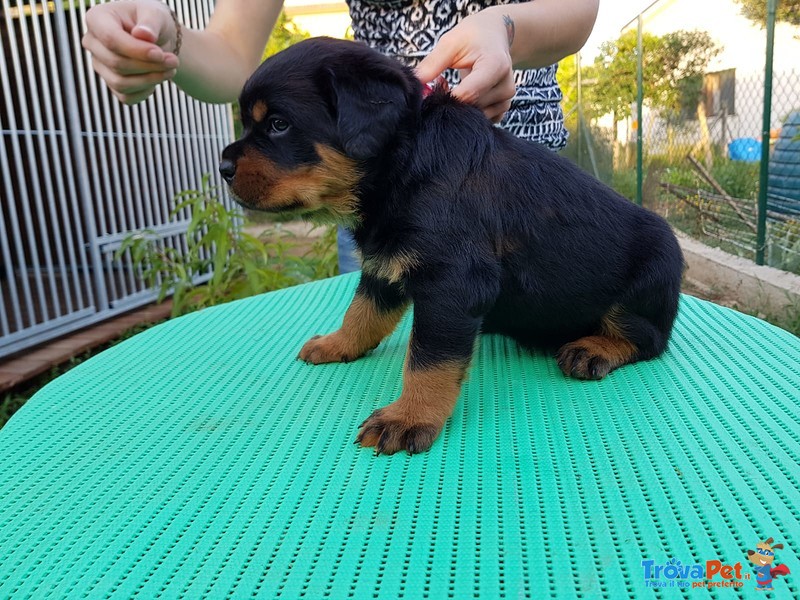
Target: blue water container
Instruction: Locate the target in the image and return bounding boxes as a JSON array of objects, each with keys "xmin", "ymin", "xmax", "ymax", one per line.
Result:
[
  {"xmin": 728, "ymin": 137, "xmax": 761, "ymax": 162},
  {"xmin": 767, "ymin": 111, "xmax": 800, "ymax": 215}
]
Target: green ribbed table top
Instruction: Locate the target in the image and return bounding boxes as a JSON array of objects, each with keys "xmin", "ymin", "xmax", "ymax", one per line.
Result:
[{"xmin": 1, "ymin": 273, "xmax": 798, "ymax": 599}]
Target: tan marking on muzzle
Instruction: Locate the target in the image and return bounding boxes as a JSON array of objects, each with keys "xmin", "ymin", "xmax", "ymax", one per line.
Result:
[{"xmin": 229, "ymin": 144, "xmax": 361, "ymax": 222}]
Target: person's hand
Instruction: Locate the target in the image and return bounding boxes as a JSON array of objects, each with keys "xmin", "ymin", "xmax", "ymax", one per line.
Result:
[
  {"xmin": 415, "ymin": 9, "xmax": 516, "ymax": 123},
  {"xmin": 82, "ymin": 0, "xmax": 181, "ymax": 105}
]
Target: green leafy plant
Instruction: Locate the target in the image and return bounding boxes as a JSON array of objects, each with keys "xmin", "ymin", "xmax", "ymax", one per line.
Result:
[
  {"xmin": 118, "ymin": 176, "xmax": 338, "ymax": 317},
  {"xmin": 767, "ymin": 218, "xmax": 800, "ymax": 273},
  {"xmin": 734, "ymin": 0, "xmax": 800, "ymax": 28},
  {"xmin": 264, "ymin": 11, "xmax": 310, "ymax": 60}
]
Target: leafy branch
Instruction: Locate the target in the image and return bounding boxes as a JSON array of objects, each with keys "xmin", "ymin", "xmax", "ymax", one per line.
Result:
[{"xmin": 118, "ymin": 175, "xmax": 338, "ymax": 317}]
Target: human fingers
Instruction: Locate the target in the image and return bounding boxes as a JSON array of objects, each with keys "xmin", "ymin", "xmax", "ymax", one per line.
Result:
[
  {"xmin": 114, "ymin": 88, "xmax": 161, "ymax": 105},
  {"xmin": 84, "ymin": 37, "xmax": 178, "ymax": 76},
  {"xmin": 91, "ymin": 59, "xmax": 176, "ymax": 104},
  {"xmin": 130, "ymin": 0, "xmax": 180, "ymax": 55},
  {"xmin": 451, "ymin": 53, "xmax": 513, "ymax": 107},
  {"xmin": 484, "ymin": 99, "xmax": 513, "ymax": 123},
  {"xmin": 414, "ymin": 32, "xmax": 459, "ymax": 84},
  {"xmin": 83, "ymin": 0, "xmax": 174, "ymax": 64}
]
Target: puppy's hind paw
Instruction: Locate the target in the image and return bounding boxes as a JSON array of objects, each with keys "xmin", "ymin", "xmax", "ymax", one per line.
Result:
[
  {"xmin": 556, "ymin": 335, "xmax": 636, "ymax": 380},
  {"xmin": 557, "ymin": 344, "xmax": 612, "ymax": 380}
]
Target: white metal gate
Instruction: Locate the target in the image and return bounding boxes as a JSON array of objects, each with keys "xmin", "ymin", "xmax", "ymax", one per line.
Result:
[{"xmin": 0, "ymin": 0, "xmax": 234, "ymax": 359}]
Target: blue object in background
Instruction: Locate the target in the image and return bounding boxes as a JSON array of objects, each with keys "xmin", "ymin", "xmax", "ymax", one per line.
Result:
[
  {"xmin": 728, "ymin": 137, "xmax": 762, "ymax": 162},
  {"xmin": 336, "ymin": 225, "xmax": 361, "ymax": 274},
  {"xmin": 767, "ymin": 110, "xmax": 800, "ymax": 215}
]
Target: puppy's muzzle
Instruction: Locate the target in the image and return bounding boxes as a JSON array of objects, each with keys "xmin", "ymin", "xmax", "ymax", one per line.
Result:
[{"xmin": 218, "ymin": 158, "xmax": 236, "ymax": 184}]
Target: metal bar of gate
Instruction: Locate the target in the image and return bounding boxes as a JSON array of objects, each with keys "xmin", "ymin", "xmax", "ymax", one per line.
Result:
[
  {"xmin": 2, "ymin": 1, "xmax": 51, "ymax": 327},
  {"xmin": 1, "ymin": 0, "xmax": 235, "ymax": 359},
  {"xmin": 58, "ymin": 0, "xmax": 105, "ymax": 312}
]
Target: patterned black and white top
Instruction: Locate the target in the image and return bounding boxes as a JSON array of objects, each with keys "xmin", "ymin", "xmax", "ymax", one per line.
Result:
[{"xmin": 346, "ymin": 0, "xmax": 568, "ymax": 150}]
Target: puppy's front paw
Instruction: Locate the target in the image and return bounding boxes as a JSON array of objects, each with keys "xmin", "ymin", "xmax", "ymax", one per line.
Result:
[
  {"xmin": 356, "ymin": 406, "xmax": 442, "ymax": 455},
  {"xmin": 297, "ymin": 333, "xmax": 364, "ymax": 364}
]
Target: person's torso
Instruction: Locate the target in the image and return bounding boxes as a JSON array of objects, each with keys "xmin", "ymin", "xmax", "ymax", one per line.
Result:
[{"xmin": 345, "ymin": 0, "xmax": 568, "ymax": 150}]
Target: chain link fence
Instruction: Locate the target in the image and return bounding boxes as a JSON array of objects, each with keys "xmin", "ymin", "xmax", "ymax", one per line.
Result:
[{"xmin": 561, "ymin": 0, "xmax": 800, "ymax": 276}]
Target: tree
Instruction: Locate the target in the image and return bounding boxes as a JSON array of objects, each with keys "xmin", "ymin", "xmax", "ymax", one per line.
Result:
[
  {"xmin": 584, "ymin": 29, "xmax": 721, "ymax": 124},
  {"xmin": 557, "ymin": 53, "xmax": 579, "ymax": 129},
  {"xmin": 733, "ymin": 0, "xmax": 800, "ymax": 28},
  {"xmin": 264, "ymin": 11, "xmax": 310, "ymax": 59},
  {"xmin": 655, "ymin": 30, "xmax": 721, "ymax": 122},
  {"xmin": 582, "ymin": 29, "xmax": 664, "ymax": 123}
]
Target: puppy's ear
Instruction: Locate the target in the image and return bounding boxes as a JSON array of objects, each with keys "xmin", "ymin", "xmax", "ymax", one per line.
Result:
[{"xmin": 328, "ymin": 69, "xmax": 411, "ymax": 160}]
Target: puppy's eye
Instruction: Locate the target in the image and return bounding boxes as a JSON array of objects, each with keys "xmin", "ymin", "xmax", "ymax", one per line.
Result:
[{"xmin": 268, "ymin": 117, "xmax": 290, "ymax": 134}]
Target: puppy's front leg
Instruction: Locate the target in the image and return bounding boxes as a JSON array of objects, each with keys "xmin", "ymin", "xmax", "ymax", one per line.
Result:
[
  {"xmin": 357, "ymin": 297, "xmax": 481, "ymax": 455},
  {"xmin": 298, "ymin": 274, "xmax": 409, "ymax": 364}
]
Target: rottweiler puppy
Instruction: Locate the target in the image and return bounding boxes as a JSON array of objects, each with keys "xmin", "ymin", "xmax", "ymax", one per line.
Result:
[{"xmin": 220, "ymin": 37, "xmax": 683, "ymax": 455}]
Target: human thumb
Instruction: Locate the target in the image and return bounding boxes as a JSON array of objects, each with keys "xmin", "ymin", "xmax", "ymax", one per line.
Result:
[
  {"xmin": 130, "ymin": 3, "xmax": 170, "ymax": 45},
  {"xmin": 414, "ymin": 39, "xmax": 455, "ymax": 84},
  {"xmin": 131, "ymin": 22, "xmax": 158, "ymax": 44}
]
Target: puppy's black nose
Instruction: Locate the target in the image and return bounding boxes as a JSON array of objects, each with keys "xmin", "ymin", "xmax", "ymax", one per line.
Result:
[{"xmin": 218, "ymin": 159, "xmax": 236, "ymax": 184}]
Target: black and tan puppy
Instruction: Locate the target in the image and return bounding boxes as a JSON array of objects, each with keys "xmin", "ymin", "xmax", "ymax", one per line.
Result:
[{"xmin": 220, "ymin": 37, "xmax": 683, "ymax": 455}]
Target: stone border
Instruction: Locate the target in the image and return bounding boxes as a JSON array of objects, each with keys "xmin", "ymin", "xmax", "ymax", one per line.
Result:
[{"xmin": 677, "ymin": 231, "xmax": 800, "ymax": 329}]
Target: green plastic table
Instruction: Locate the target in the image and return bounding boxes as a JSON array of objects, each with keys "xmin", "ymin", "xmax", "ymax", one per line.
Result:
[{"xmin": 1, "ymin": 273, "xmax": 798, "ymax": 599}]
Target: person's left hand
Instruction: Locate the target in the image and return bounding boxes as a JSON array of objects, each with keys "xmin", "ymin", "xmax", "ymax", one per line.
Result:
[{"xmin": 415, "ymin": 9, "xmax": 516, "ymax": 123}]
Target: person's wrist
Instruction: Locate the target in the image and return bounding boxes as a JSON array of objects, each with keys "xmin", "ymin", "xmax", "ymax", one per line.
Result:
[
  {"xmin": 167, "ymin": 5, "xmax": 182, "ymax": 56},
  {"xmin": 482, "ymin": 6, "xmax": 516, "ymax": 64}
]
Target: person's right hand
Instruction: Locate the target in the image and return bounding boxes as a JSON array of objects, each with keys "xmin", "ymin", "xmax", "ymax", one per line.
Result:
[{"xmin": 82, "ymin": 0, "xmax": 181, "ymax": 105}]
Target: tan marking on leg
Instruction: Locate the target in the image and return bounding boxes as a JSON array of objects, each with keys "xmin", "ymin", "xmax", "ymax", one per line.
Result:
[
  {"xmin": 600, "ymin": 304, "xmax": 627, "ymax": 339},
  {"xmin": 492, "ymin": 236, "xmax": 521, "ymax": 257},
  {"xmin": 298, "ymin": 293, "xmax": 408, "ymax": 364},
  {"xmin": 357, "ymin": 360, "xmax": 466, "ymax": 454},
  {"xmin": 362, "ymin": 250, "xmax": 420, "ymax": 284},
  {"xmin": 251, "ymin": 101, "xmax": 268, "ymax": 123}
]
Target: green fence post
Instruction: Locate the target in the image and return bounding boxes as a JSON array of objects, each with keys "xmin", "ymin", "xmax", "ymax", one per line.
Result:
[
  {"xmin": 636, "ymin": 14, "xmax": 643, "ymax": 206},
  {"xmin": 756, "ymin": 0, "xmax": 777, "ymax": 265}
]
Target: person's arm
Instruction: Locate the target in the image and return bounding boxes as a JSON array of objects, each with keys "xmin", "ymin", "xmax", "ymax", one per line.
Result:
[
  {"xmin": 489, "ymin": 0, "xmax": 599, "ymax": 70},
  {"xmin": 82, "ymin": 0, "xmax": 281, "ymax": 105},
  {"xmin": 415, "ymin": 0, "xmax": 598, "ymax": 122},
  {"xmin": 173, "ymin": 0, "xmax": 282, "ymax": 102}
]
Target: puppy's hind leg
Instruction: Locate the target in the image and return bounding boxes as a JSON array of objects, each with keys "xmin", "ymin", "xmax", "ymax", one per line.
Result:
[{"xmin": 556, "ymin": 306, "xmax": 670, "ymax": 380}]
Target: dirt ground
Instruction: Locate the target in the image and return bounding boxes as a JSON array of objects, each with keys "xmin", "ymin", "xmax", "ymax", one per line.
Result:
[{"xmin": 680, "ymin": 279, "xmax": 742, "ymax": 311}]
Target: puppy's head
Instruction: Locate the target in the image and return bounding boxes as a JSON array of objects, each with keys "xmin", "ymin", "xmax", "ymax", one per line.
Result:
[{"xmin": 220, "ymin": 37, "xmax": 421, "ymax": 221}]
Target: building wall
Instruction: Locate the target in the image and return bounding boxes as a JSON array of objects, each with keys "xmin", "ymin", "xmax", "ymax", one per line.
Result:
[
  {"xmin": 642, "ymin": 0, "xmax": 800, "ymax": 75},
  {"xmin": 620, "ymin": 0, "xmax": 800, "ymax": 146}
]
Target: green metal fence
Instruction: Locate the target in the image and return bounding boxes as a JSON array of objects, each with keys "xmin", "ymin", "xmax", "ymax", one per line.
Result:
[{"xmin": 562, "ymin": 0, "xmax": 800, "ymax": 274}]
